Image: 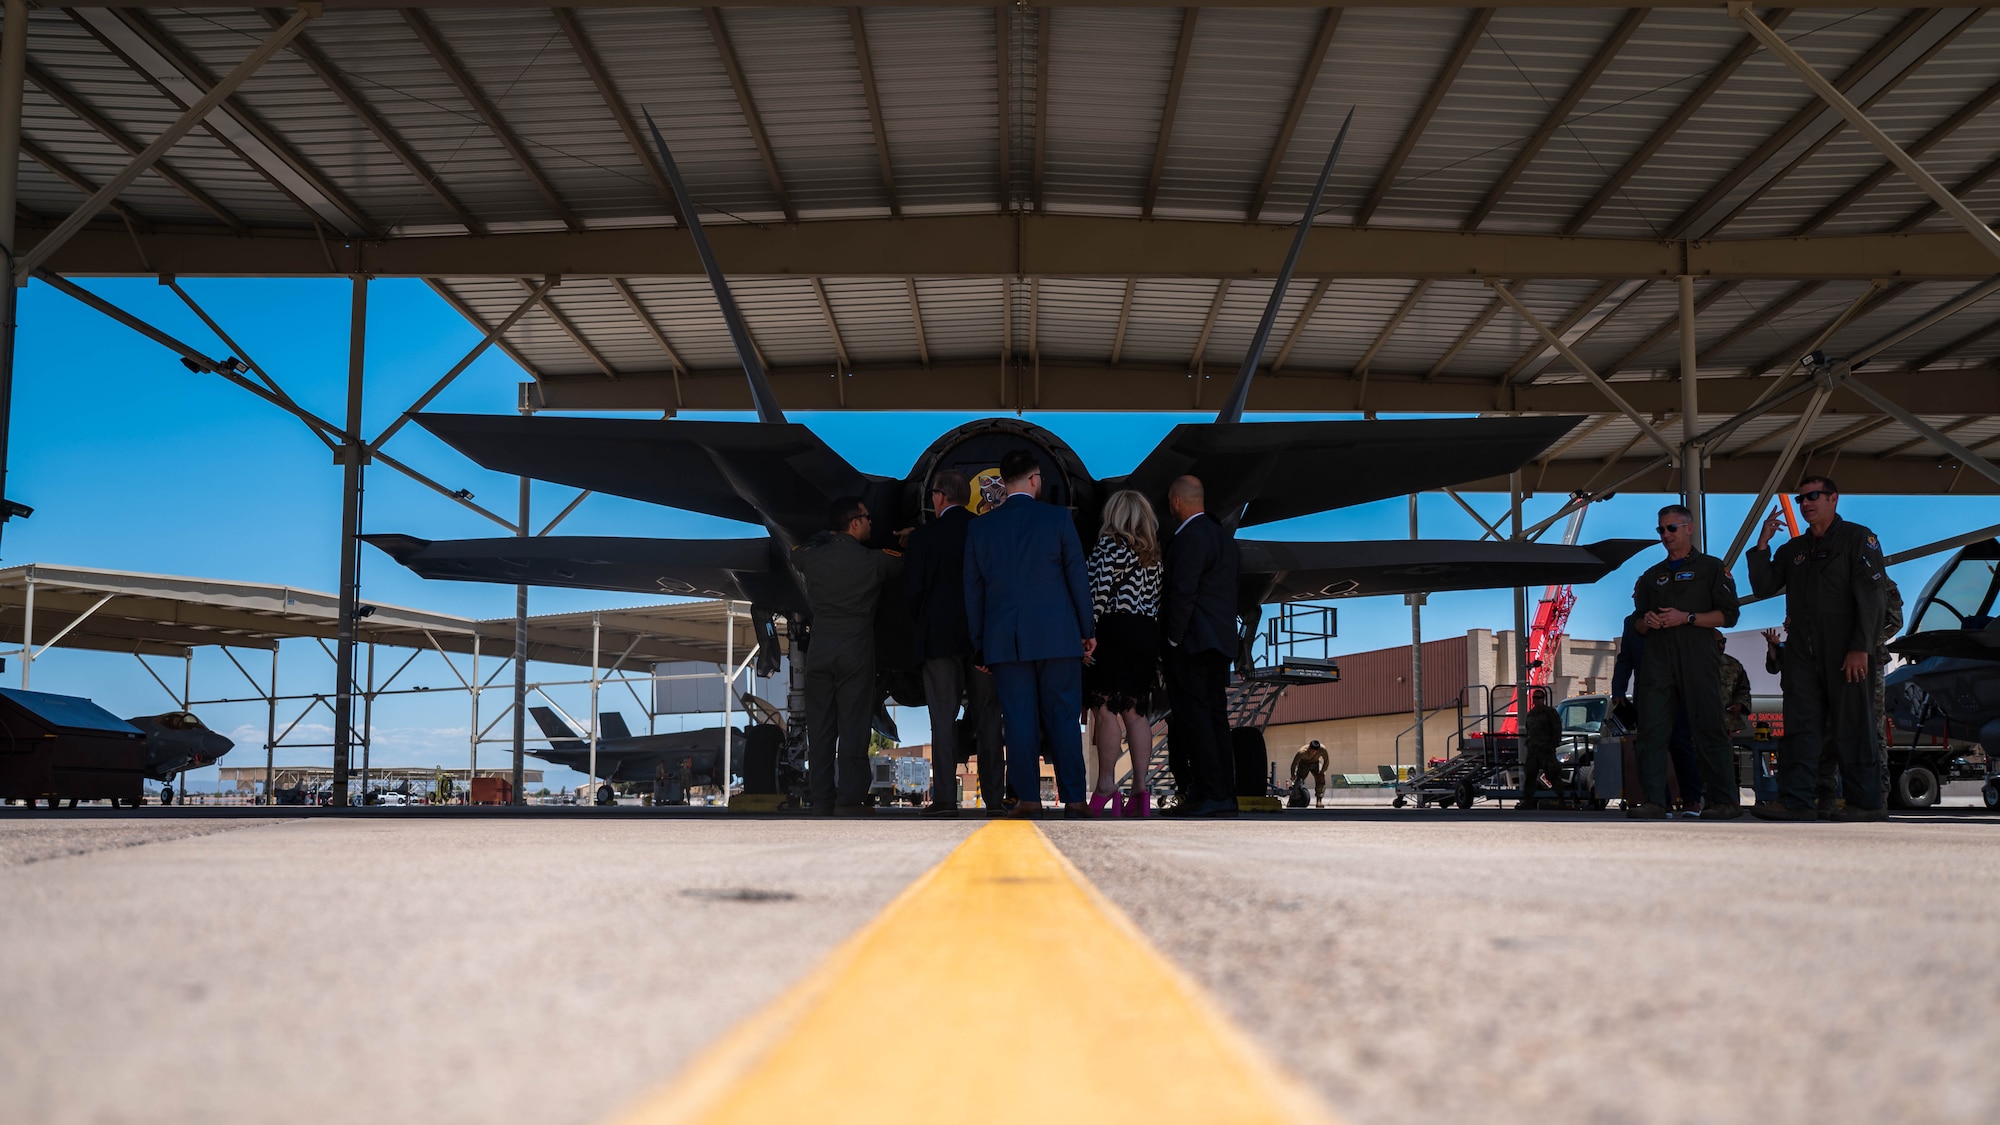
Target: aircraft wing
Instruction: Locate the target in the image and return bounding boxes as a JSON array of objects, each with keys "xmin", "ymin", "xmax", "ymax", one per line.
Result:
[
  {"xmin": 1114, "ymin": 416, "xmax": 1585, "ymax": 527},
  {"xmin": 1888, "ymin": 629, "xmax": 2000, "ymax": 663},
  {"xmin": 363, "ymin": 533, "xmax": 780, "ymax": 601},
  {"xmin": 1241, "ymin": 537, "xmax": 1652, "ymax": 601},
  {"xmin": 415, "ymin": 414, "xmax": 877, "ymax": 540}
]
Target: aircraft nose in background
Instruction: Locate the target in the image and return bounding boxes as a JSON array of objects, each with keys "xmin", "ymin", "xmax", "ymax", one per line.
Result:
[{"xmin": 202, "ymin": 730, "xmax": 234, "ymax": 760}]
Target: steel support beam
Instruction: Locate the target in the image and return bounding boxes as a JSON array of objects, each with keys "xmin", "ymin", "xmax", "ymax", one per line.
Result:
[
  {"xmin": 521, "ymin": 359, "xmax": 2000, "ymax": 417},
  {"xmin": 0, "ymin": 0, "xmax": 24, "ymax": 550},
  {"xmin": 1487, "ymin": 279, "xmax": 1675, "ymax": 458},
  {"xmin": 1679, "ymin": 274, "xmax": 1703, "ymax": 551},
  {"xmin": 14, "ymin": 6, "xmax": 314, "ymax": 281},
  {"xmin": 848, "ymin": 7, "xmax": 899, "ymax": 215},
  {"xmin": 1270, "ymin": 277, "xmax": 1329, "ymax": 372},
  {"xmin": 1839, "ymin": 369, "xmax": 2000, "ymax": 491},
  {"xmin": 1731, "ymin": 4, "xmax": 2000, "ymax": 266},
  {"xmin": 331, "ymin": 274, "xmax": 365, "ymax": 806},
  {"xmin": 371, "ymin": 278, "xmax": 555, "ymax": 451},
  {"xmin": 31, "ymin": 218, "xmax": 2000, "ymax": 281},
  {"xmin": 512, "ymin": 470, "xmax": 527, "ymax": 805}
]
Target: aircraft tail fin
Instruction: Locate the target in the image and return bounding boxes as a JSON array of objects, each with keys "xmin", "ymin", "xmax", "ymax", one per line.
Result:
[
  {"xmin": 529, "ymin": 707, "xmax": 586, "ymax": 750},
  {"xmin": 599, "ymin": 712, "xmax": 633, "ymax": 740}
]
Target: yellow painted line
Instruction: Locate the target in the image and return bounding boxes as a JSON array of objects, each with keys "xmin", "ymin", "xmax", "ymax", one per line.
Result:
[{"xmin": 614, "ymin": 822, "xmax": 1335, "ymax": 1125}]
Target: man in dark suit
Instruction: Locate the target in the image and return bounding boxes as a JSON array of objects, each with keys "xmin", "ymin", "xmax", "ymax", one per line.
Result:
[
  {"xmin": 793, "ymin": 496, "xmax": 903, "ymax": 816},
  {"xmin": 964, "ymin": 449, "xmax": 1096, "ymax": 817},
  {"xmin": 1162, "ymin": 474, "xmax": 1240, "ymax": 818},
  {"xmin": 902, "ymin": 468, "xmax": 1004, "ymax": 817}
]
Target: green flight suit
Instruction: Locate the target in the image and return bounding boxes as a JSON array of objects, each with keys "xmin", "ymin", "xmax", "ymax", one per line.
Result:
[
  {"xmin": 1749, "ymin": 517, "xmax": 1888, "ymax": 812},
  {"xmin": 1815, "ymin": 574, "xmax": 1902, "ymax": 809},
  {"xmin": 1632, "ymin": 550, "xmax": 1742, "ymax": 809},
  {"xmin": 793, "ymin": 533, "xmax": 903, "ymax": 810}
]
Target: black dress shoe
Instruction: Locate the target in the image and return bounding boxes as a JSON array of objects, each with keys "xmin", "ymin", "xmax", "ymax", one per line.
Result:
[
  {"xmin": 1699, "ymin": 803, "xmax": 1745, "ymax": 820},
  {"xmin": 1828, "ymin": 805, "xmax": 1888, "ymax": 822},
  {"xmin": 919, "ymin": 803, "xmax": 960, "ymax": 818}
]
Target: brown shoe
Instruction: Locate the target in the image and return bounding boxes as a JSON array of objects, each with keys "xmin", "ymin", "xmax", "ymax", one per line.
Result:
[
  {"xmin": 1062, "ymin": 802, "xmax": 1091, "ymax": 819},
  {"xmin": 1004, "ymin": 802, "xmax": 1043, "ymax": 819}
]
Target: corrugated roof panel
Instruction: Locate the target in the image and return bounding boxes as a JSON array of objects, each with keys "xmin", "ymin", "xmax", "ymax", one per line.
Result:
[
  {"xmin": 1196, "ymin": 278, "xmax": 1313, "ymax": 371},
  {"xmin": 1275, "ymin": 280, "xmax": 1422, "ymax": 372},
  {"xmin": 570, "ymin": 7, "xmax": 780, "ymax": 222},
  {"xmin": 1726, "ymin": 15, "xmax": 2000, "ymax": 238},
  {"xmin": 19, "ymin": 82, "xmax": 210, "ymax": 225},
  {"xmin": 441, "ymin": 277, "xmax": 598, "ymax": 376},
  {"xmin": 1483, "ymin": 8, "xmax": 1747, "ymax": 235},
  {"xmin": 27, "ymin": 9, "xmax": 309, "ymax": 228},
  {"xmin": 734, "ymin": 277, "xmax": 848, "ymax": 367},
  {"xmin": 304, "ymin": 9, "xmax": 558, "ymax": 229},
  {"xmin": 423, "ymin": 8, "xmax": 662, "ymax": 224},
  {"xmin": 144, "ymin": 7, "xmax": 453, "ymax": 234},
  {"xmin": 864, "ymin": 8, "xmax": 1002, "ymax": 213},
  {"xmin": 1387, "ymin": 6, "xmax": 1629, "ymax": 231},
  {"xmin": 620, "ymin": 277, "xmax": 746, "ymax": 371},
  {"xmin": 539, "ymin": 280, "xmax": 678, "ymax": 374},
  {"xmin": 1032, "ymin": 277, "xmax": 1129, "ymax": 362},
  {"xmin": 1585, "ymin": 7, "xmax": 1912, "ymax": 238},
  {"xmin": 1154, "ymin": 7, "xmax": 1324, "ymax": 220},
  {"xmin": 1115, "ymin": 279, "xmax": 1229, "ymax": 367},
  {"xmin": 723, "ymin": 8, "xmax": 887, "ymax": 217},
  {"xmin": 1434, "ymin": 280, "xmax": 1607, "ymax": 378},
  {"xmin": 822, "ymin": 278, "xmax": 923, "ymax": 363},
  {"xmin": 1041, "ymin": 6, "xmax": 1180, "ymax": 214},
  {"xmin": 912, "ymin": 277, "xmax": 1006, "ymax": 362},
  {"xmin": 1260, "ymin": 5, "xmax": 1466, "ymax": 225}
]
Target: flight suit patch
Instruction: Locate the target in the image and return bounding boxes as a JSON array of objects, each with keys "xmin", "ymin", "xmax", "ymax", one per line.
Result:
[
  {"xmin": 1866, "ymin": 535, "xmax": 1879, "ymax": 550},
  {"xmin": 1674, "ymin": 571, "xmax": 1694, "ymax": 581},
  {"xmin": 1792, "ymin": 553, "xmax": 1806, "ymax": 565},
  {"xmin": 1654, "ymin": 574, "xmax": 1670, "ymax": 586}
]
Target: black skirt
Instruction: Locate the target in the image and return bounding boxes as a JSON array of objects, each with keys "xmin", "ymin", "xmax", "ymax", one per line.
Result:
[{"xmin": 1086, "ymin": 611, "xmax": 1162, "ymax": 715}]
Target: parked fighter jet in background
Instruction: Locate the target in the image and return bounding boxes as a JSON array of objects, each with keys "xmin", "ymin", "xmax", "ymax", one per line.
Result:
[
  {"xmin": 128, "ymin": 711, "xmax": 233, "ymax": 781},
  {"xmin": 1885, "ymin": 538, "xmax": 2000, "ymax": 808},
  {"xmin": 527, "ymin": 707, "xmax": 742, "ymax": 805}
]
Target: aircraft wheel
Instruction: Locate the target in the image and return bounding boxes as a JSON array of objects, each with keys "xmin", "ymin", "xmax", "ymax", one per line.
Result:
[
  {"xmin": 1981, "ymin": 781, "xmax": 1999, "ymax": 811},
  {"xmin": 1392, "ymin": 795, "xmax": 1407, "ymax": 809},
  {"xmin": 1894, "ymin": 766, "xmax": 1939, "ymax": 810},
  {"xmin": 159, "ymin": 786, "xmax": 174, "ymax": 806},
  {"xmin": 595, "ymin": 784, "xmax": 614, "ymax": 806}
]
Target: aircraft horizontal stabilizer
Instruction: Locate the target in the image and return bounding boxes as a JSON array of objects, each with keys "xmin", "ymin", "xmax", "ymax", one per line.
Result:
[
  {"xmin": 362, "ymin": 534, "xmax": 776, "ymax": 600},
  {"xmin": 414, "ymin": 414, "xmax": 878, "ymax": 540},
  {"xmin": 1243, "ymin": 537, "xmax": 1651, "ymax": 601},
  {"xmin": 1117, "ymin": 416, "xmax": 1585, "ymax": 527}
]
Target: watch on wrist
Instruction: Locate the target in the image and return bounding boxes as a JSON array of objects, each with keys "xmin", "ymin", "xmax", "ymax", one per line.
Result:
[{"xmin": 1686, "ymin": 611, "xmax": 1696, "ymax": 626}]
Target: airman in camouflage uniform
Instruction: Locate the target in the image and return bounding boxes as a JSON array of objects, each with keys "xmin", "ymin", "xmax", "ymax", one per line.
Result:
[{"xmin": 1720, "ymin": 638, "xmax": 1753, "ymax": 736}]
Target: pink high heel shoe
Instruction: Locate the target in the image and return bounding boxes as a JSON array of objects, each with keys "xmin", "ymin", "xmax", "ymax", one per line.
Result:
[
  {"xmin": 1122, "ymin": 789, "xmax": 1152, "ymax": 818},
  {"xmin": 1087, "ymin": 791, "xmax": 1118, "ymax": 818}
]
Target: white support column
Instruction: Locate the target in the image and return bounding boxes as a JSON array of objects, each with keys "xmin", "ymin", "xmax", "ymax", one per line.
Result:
[
  {"xmin": 1679, "ymin": 274, "xmax": 1704, "ymax": 553},
  {"xmin": 18, "ymin": 566, "xmax": 31, "ymax": 689},
  {"xmin": 588, "ymin": 611, "xmax": 600, "ymax": 804},
  {"xmin": 722, "ymin": 600, "xmax": 735, "ymax": 807},
  {"xmin": 1510, "ymin": 471, "xmax": 1527, "ymax": 724},
  {"xmin": 469, "ymin": 632, "xmax": 479, "ymax": 785},
  {"xmin": 264, "ymin": 646, "xmax": 278, "ymax": 805},
  {"xmin": 1407, "ymin": 494, "xmax": 1425, "ymax": 769}
]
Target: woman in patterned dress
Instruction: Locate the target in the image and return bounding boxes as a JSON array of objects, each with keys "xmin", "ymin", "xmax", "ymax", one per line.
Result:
[{"xmin": 1083, "ymin": 490, "xmax": 1165, "ymax": 817}]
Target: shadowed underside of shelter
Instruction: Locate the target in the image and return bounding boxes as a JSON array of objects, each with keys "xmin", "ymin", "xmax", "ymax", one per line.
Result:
[{"xmin": 8, "ymin": 3, "xmax": 2000, "ymax": 496}]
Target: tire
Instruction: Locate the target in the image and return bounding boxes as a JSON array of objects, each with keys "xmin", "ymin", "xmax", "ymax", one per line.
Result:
[
  {"xmin": 1894, "ymin": 765, "xmax": 1939, "ymax": 810},
  {"xmin": 1982, "ymin": 781, "xmax": 1999, "ymax": 811},
  {"xmin": 159, "ymin": 787, "xmax": 174, "ymax": 806},
  {"xmin": 1458, "ymin": 783, "xmax": 1479, "ymax": 810},
  {"xmin": 1392, "ymin": 795, "xmax": 1407, "ymax": 809},
  {"xmin": 595, "ymin": 784, "xmax": 614, "ymax": 806}
]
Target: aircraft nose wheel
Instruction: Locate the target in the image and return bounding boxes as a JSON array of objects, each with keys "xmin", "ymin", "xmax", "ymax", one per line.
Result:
[
  {"xmin": 595, "ymin": 784, "xmax": 615, "ymax": 806},
  {"xmin": 158, "ymin": 786, "xmax": 174, "ymax": 806},
  {"xmin": 1983, "ymin": 780, "xmax": 2000, "ymax": 811}
]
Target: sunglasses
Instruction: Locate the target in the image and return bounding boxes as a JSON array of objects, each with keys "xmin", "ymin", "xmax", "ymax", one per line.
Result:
[
  {"xmin": 1796, "ymin": 489, "xmax": 1834, "ymax": 503},
  {"xmin": 1656, "ymin": 522, "xmax": 1687, "ymax": 534}
]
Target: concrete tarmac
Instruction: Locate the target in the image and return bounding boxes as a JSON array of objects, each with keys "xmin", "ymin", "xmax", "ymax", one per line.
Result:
[{"xmin": 3, "ymin": 807, "xmax": 1996, "ymax": 1124}]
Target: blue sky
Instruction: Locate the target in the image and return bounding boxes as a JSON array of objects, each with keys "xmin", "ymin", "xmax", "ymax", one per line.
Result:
[{"xmin": 10, "ymin": 276, "xmax": 1989, "ymax": 794}]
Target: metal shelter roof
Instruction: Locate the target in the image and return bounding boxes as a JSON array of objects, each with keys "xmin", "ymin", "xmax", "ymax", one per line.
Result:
[
  {"xmin": 11, "ymin": 3, "xmax": 2000, "ymax": 497},
  {"xmin": 0, "ymin": 563, "xmax": 761, "ymax": 663}
]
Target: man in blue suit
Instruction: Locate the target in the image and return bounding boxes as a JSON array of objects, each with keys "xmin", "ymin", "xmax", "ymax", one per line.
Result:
[{"xmin": 964, "ymin": 449, "xmax": 1096, "ymax": 817}]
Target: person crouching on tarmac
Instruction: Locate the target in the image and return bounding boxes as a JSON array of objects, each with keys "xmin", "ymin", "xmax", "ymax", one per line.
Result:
[
  {"xmin": 1291, "ymin": 740, "xmax": 1329, "ymax": 807},
  {"xmin": 1748, "ymin": 475, "xmax": 1890, "ymax": 822},
  {"xmin": 1629, "ymin": 504, "xmax": 1743, "ymax": 820}
]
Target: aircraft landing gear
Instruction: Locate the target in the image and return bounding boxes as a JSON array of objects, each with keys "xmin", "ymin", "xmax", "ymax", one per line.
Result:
[
  {"xmin": 1982, "ymin": 780, "xmax": 1999, "ymax": 811},
  {"xmin": 158, "ymin": 786, "xmax": 174, "ymax": 806},
  {"xmin": 595, "ymin": 784, "xmax": 615, "ymax": 806}
]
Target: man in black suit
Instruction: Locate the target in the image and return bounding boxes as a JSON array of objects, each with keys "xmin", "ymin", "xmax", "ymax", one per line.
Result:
[
  {"xmin": 901, "ymin": 469, "xmax": 1004, "ymax": 817},
  {"xmin": 1161, "ymin": 474, "xmax": 1241, "ymax": 818}
]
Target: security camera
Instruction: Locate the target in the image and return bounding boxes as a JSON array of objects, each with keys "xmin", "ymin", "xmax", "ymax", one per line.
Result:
[
  {"xmin": 0, "ymin": 499, "xmax": 30, "ymax": 521},
  {"xmin": 1802, "ymin": 349, "xmax": 1828, "ymax": 369},
  {"xmin": 354, "ymin": 605, "xmax": 378, "ymax": 620}
]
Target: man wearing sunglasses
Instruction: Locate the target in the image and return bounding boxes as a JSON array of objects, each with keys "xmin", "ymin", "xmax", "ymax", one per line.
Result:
[
  {"xmin": 1629, "ymin": 505, "xmax": 1743, "ymax": 819},
  {"xmin": 1749, "ymin": 476, "xmax": 1890, "ymax": 821}
]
